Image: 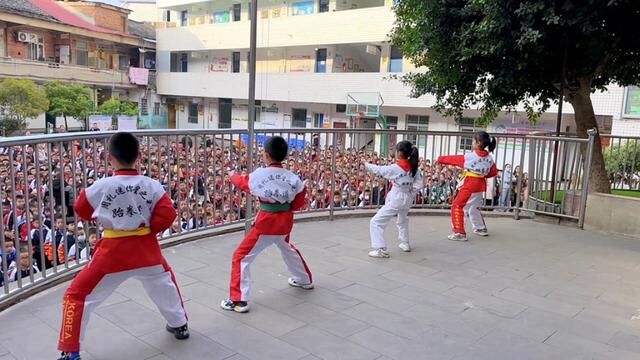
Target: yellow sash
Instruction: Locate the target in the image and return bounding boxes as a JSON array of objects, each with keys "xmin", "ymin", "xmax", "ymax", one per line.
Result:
[
  {"xmin": 103, "ymin": 227, "xmax": 151, "ymax": 238},
  {"xmin": 463, "ymin": 170, "xmax": 485, "ymax": 178}
]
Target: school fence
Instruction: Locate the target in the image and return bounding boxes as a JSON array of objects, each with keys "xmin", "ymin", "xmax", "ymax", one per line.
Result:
[{"xmin": 0, "ymin": 128, "xmax": 596, "ymax": 306}]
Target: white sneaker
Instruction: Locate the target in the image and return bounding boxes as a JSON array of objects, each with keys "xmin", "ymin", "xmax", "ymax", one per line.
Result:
[
  {"xmin": 220, "ymin": 299, "xmax": 250, "ymax": 313},
  {"xmin": 288, "ymin": 278, "xmax": 314, "ymax": 289},
  {"xmin": 473, "ymin": 228, "xmax": 489, "ymax": 237},
  {"xmin": 368, "ymin": 248, "xmax": 390, "ymax": 258},
  {"xmin": 447, "ymin": 233, "xmax": 468, "ymax": 242},
  {"xmin": 398, "ymin": 243, "xmax": 411, "ymax": 252}
]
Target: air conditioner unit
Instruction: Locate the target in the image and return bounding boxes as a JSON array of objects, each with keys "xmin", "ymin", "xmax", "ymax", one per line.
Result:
[
  {"xmin": 17, "ymin": 32, "xmax": 29, "ymax": 43},
  {"xmin": 17, "ymin": 32, "xmax": 37, "ymax": 43}
]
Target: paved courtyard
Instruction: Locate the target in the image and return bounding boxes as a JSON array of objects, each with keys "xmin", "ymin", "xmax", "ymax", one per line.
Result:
[{"xmin": 2, "ymin": 216, "xmax": 640, "ymax": 359}]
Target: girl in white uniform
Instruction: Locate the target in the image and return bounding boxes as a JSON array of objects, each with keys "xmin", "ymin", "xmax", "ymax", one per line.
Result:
[{"xmin": 365, "ymin": 141, "xmax": 422, "ymax": 258}]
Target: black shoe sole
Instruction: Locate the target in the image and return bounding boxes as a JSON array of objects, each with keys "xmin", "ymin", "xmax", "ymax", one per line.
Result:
[{"xmin": 166, "ymin": 324, "xmax": 190, "ymax": 340}]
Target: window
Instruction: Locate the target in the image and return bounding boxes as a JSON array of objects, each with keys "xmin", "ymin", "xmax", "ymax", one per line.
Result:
[
  {"xmin": 319, "ymin": 0, "xmax": 329, "ymax": 12},
  {"xmin": 140, "ymin": 98, "xmax": 148, "ymax": 116},
  {"xmin": 292, "ymin": 108, "xmax": 307, "ymax": 128},
  {"xmin": 118, "ymin": 55, "xmax": 128, "ymax": 70},
  {"xmin": 218, "ymin": 98, "xmax": 232, "ymax": 128},
  {"xmin": 153, "ymin": 102, "xmax": 160, "ymax": 116},
  {"xmin": 386, "ymin": 116, "xmax": 398, "ymax": 129},
  {"xmin": 170, "ymin": 52, "xmax": 188, "ymax": 72},
  {"xmin": 315, "ymin": 48, "xmax": 327, "ymax": 73},
  {"xmin": 188, "ymin": 102, "xmax": 198, "ymax": 123},
  {"xmin": 180, "ymin": 53, "xmax": 188, "ymax": 72},
  {"xmin": 232, "ymin": 52, "xmax": 240, "ymax": 73},
  {"xmin": 163, "ymin": 10, "xmax": 171, "ymax": 22},
  {"xmin": 313, "ymin": 113, "xmax": 324, "ymax": 128},
  {"xmin": 389, "ymin": 46, "xmax": 403, "ymax": 73},
  {"xmin": 336, "ymin": 104, "xmax": 346, "ymax": 113},
  {"xmin": 26, "ymin": 35, "xmax": 45, "ymax": 61},
  {"xmin": 624, "ymin": 86, "xmax": 640, "ymax": 117},
  {"xmin": 248, "ymin": 2, "xmax": 251, "ymax": 20},
  {"xmin": 170, "ymin": 53, "xmax": 178, "ymax": 72},
  {"xmin": 458, "ymin": 117, "xmax": 483, "ymax": 151},
  {"xmin": 76, "ymin": 41, "xmax": 88, "ymax": 66},
  {"xmin": 180, "ymin": 10, "xmax": 188, "ymax": 26},
  {"xmin": 406, "ymin": 114, "xmax": 429, "ymax": 146},
  {"xmin": 233, "ymin": 4, "xmax": 241, "ymax": 21},
  {"xmin": 292, "ymin": 1, "xmax": 315, "ymax": 16}
]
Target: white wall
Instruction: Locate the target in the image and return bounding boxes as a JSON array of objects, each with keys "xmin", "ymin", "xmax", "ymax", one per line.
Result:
[
  {"xmin": 127, "ymin": 2, "xmax": 164, "ymax": 23},
  {"xmin": 156, "ymin": 7, "xmax": 394, "ymax": 51},
  {"xmin": 612, "ymin": 119, "xmax": 640, "ymax": 137}
]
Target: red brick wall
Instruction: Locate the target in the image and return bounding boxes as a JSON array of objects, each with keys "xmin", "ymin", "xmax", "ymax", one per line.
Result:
[
  {"xmin": 7, "ymin": 28, "xmax": 55, "ymax": 61},
  {"xmin": 65, "ymin": 3, "xmax": 128, "ymax": 33}
]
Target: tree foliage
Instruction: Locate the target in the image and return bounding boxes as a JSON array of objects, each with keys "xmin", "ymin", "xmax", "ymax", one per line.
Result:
[
  {"xmin": 98, "ymin": 97, "xmax": 138, "ymax": 120},
  {"xmin": 0, "ymin": 79, "xmax": 49, "ymax": 135},
  {"xmin": 391, "ymin": 0, "xmax": 640, "ymax": 193},
  {"xmin": 45, "ymin": 81, "xmax": 94, "ymax": 128},
  {"xmin": 604, "ymin": 140, "xmax": 640, "ymax": 182}
]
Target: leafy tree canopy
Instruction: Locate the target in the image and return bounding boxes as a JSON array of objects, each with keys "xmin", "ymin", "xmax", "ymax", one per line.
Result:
[
  {"xmin": 98, "ymin": 97, "xmax": 138, "ymax": 119},
  {"xmin": 391, "ymin": 0, "xmax": 640, "ymax": 192},
  {"xmin": 392, "ymin": 0, "xmax": 640, "ymax": 123},
  {"xmin": 45, "ymin": 81, "xmax": 94, "ymax": 122},
  {"xmin": 0, "ymin": 79, "xmax": 49, "ymax": 135}
]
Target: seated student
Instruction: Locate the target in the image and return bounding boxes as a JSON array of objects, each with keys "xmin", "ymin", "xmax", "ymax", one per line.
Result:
[
  {"xmin": 8, "ymin": 248, "xmax": 40, "ymax": 282},
  {"xmin": 0, "ymin": 239, "xmax": 17, "ymax": 269}
]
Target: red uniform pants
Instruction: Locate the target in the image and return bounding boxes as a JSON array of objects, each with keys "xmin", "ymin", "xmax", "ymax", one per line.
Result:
[{"xmin": 58, "ymin": 236, "xmax": 187, "ymax": 353}]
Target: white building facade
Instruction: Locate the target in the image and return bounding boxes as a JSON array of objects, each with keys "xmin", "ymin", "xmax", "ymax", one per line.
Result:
[{"xmin": 154, "ymin": 0, "xmax": 640, "ymax": 139}]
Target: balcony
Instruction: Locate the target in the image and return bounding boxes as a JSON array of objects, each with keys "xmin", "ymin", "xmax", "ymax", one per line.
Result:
[
  {"xmin": 157, "ymin": 71, "xmax": 436, "ymax": 107},
  {"xmin": 156, "ymin": 6, "xmax": 394, "ymax": 51},
  {"xmin": 0, "ymin": 57, "xmax": 136, "ymax": 88}
]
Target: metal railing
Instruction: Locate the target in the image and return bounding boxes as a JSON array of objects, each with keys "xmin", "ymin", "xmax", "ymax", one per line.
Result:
[
  {"xmin": 0, "ymin": 129, "xmax": 595, "ymax": 304},
  {"xmin": 0, "ymin": 57, "xmax": 132, "ymax": 88},
  {"xmin": 601, "ymin": 135, "xmax": 640, "ymax": 191}
]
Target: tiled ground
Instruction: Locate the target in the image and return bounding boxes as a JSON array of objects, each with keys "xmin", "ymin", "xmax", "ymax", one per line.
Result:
[{"xmin": 3, "ymin": 216, "xmax": 640, "ymax": 359}]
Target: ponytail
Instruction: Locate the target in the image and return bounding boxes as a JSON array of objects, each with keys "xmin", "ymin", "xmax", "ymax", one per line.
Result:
[
  {"xmin": 474, "ymin": 131, "xmax": 496, "ymax": 153},
  {"xmin": 488, "ymin": 137, "xmax": 497, "ymax": 153},
  {"xmin": 409, "ymin": 146, "xmax": 419, "ymax": 177},
  {"xmin": 396, "ymin": 140, "xmax": 419, "ymax": 177}
]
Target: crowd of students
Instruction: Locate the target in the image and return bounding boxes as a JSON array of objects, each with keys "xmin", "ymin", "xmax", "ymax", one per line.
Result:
[{"xmin": 0, "ymin": 134, "xmax": 528, "ymax": 283}]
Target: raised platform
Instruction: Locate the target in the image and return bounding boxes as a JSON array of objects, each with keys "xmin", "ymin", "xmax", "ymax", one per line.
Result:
[{"xmin": 3, "ymin": 217, "xmax": 640, "ymax": 360}]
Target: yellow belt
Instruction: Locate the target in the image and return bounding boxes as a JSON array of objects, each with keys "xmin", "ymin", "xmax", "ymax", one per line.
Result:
[
  {"xmin": 463, "ymin": 170, "xmax": 485, "ymax": 178},
  {"xmin": 103, "ymin": 227, "xmax": 151, "ymax": 238}
]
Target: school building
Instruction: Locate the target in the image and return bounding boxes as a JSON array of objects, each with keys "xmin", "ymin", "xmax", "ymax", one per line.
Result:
[{"xmin": 154, "ymin": 0, "xmax": 640, "ymax": 143}]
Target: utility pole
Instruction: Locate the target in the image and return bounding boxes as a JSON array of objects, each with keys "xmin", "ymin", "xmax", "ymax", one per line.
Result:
[{"xmin": 245, "ymin": 0, "xmax": 258, "ymax": 233}]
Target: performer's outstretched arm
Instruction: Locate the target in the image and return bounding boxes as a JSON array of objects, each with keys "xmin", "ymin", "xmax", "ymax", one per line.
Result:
[
  {"xmin": 437, "ymin": 155, "xmax": 465, "ymax": 168},
  {"xmin": 230, "ymin": 173, "xmax": 250, "ymax": 192},
  {"xmin": 150, "ymin": 193, "xmax": 177, "ymax": 233}
]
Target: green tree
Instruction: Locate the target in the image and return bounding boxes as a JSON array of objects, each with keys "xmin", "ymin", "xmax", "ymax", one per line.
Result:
[
  {"xmin": 98, "ymin": 97, "xmax": 138, "ymax": 122},
  {"xmin": 45, "ymin": 81, "xmax": 94, "ymax": 130},
  {"xmin": 604, "ymin": 140, "xmax": 640, "ymax": 186},
  {"xmin": 391, "ymin": 0, "xmax": 640, "ymax": 193},
  {"xmin": 0, "ymin": 79, "xmax": 49, "ymax": 135}
]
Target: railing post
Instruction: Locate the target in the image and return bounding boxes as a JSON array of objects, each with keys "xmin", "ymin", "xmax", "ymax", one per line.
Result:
[
  {"xmin": 514, "ymin": 137, "xmax": 528, "ymax": 220},
  {"xmin": 329, "ymin": 132, "xmax": 337, "ymax": 221},
  {"xmin": 578, "ymin": 128, "xmax": 597, "ymax": 229}
]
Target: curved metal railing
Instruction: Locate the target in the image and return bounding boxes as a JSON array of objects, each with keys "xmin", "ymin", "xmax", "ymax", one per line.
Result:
[{"xmin": 0, "ymin": 128, "xmax": 594, "ymax": 306}]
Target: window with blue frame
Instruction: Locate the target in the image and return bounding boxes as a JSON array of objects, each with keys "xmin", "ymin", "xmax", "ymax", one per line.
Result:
[
  {"xmin": 292, "ymin": 1, "xmax": 315, "ymax": 16},
  {"xmin": 213, "ymin": 11, "xmax": 230, "ymax": 23},
  {"xmin": 389, "ymin": 46, "xmax": 403, "ymax": 73}
]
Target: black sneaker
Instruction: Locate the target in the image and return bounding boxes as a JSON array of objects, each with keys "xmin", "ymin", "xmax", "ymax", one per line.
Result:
[
  {"xmin": 166, "ymin": 323, "xmax": 190, "ymax": 340},
  {"xmin": 57, "ymin": 352, "xmax": 81, "ymax": 360}
]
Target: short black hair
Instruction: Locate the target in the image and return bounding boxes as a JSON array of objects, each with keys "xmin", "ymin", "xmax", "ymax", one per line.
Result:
[
  {"xmin": 264, "ymin": 136, "xmax": 288, "ymax": 163},
  {"xmin": 109, "ymin": 132, "xmax": 139, "ymax": 165}
]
